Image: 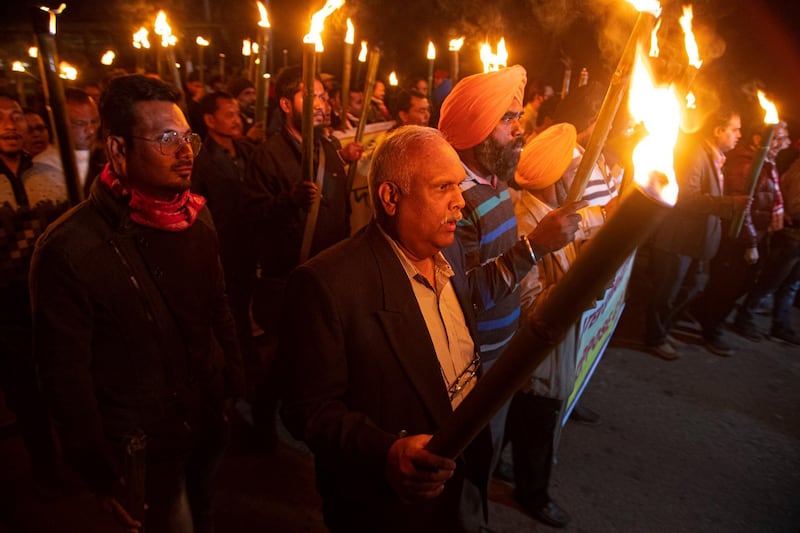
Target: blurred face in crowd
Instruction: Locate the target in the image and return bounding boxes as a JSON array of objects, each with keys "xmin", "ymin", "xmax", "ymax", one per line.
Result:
[
  {"xmin": 0, "ymin": 97, "xmax": 27, "ymax": 158},
  {"xmin": 414, "ymin": 80, "xmax": 428, "ymax": 95},
  {"xmin": 713, "ymin": 114, "xmax": 742, "ymax": 153},
  {"xmin": 373, "ymin": 81, "xmax": 386, "ymax": 101},
  {"xmin": 349, "ymin": 90, "xmax": 364, "ymax": 116},
  {"xmin": 205, "ymin": 97, "xmax": 243, "ymax": 139},
  {"xmin": 474, "ymin": 100, "xmax": 525, "ymax": 182},
  {"xmin": 399, "ymin": 95, "xmax": 430, "ymax": 127},
  {"xmin": 67, "ymin": 99, "xmax": 100, "ymax": 150},
  {"xmin": 109, "ymin": 101, "xmax": 196, "ymax": 199},
  {"xmin": 237, "ymin": 87, "xmax": 257, "ymax": 112},
  {"xmin": 24, "ymin": 111, "xmax": 50, "ymax": 156},
  {"xmin": 283, "ymin": 80, "xmax": 326, "ymax": 136},
  {"xmin": 768, "ymin": 123, "xmax": 790, "ymax": 160}
]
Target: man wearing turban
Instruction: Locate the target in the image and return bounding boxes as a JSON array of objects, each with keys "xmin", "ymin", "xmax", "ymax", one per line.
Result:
[{"xmin": 439, "ymin": 67, "xmax": 586, "ymax": 528}]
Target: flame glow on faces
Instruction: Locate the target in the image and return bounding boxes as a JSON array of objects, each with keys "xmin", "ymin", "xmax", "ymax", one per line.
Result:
[
  {"xmin": 757, "ymin": 91, "xmax": 779, "ymax": 125},
  {"xmin": 449, "ymin": 37, "xmax": 464, "ymax": 52},
  {"xmin": 358, "ymin": 41, "xmax": 368, "ymax": 62},
  {"xmin": 649, "ymin": 18, "xmax": 662, "ymax": 57},
  {"xmin": 427, "ymin": 41, "xmax": 436, "ymax": 60},
  {"xmin": 257, "ymin": 1, "xmax": 271, "ymax": 28},
  {"xmin": 345, "ymin": 18, "xmax": 354, "ymax": 45},
  {"xmin": 12, "ymin": 61, "xmax": 25, "ymax": 73},
  {"xmin": 196, "ymin": 36, "xmax": 210, "ymax": 47},
  {"xmin": 627, "ymin": 0, "xmax": 662, "ymax": 17},
  {"xmin": 59, "ymin": 61, "xmax": 77, "ymax": 80},
  {"xmin": 101, "ymin": 50, "xmax": 115, "ymax": 65},
  {"xmin": 389, "ymin": 71, "xmax": 398, "ymax": 86},
  {"xmin": 628, "ymin": 50, "xmax": 680, "ymax": 205},
  {"xmin": 480, "ymin": 38, "xmax": 507, "ymax": 73},
  {"xmin": 133, "ymin": 27, "xmax": 150, "ymax": 49},
  {"xmin": 154, "ymin": 11, "xmax": 177, "ymax": 48},
  {"xmin": 303, "ymin": 0, "xmax": 345, "ymax": 53},
  {"xmin": 679, "ymin": 5, "xmax": 702, "ymax": 69}
]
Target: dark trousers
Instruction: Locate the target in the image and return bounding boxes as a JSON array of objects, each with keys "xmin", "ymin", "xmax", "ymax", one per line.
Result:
[
  {"xmin": 645, "ymin": 248, "xmax": 708, "ymax": 345},
  {"xmin": 505, "ymin": 393, "xmax": 561, "ymax": 510},
  {"xmin": 737, "ymin": 231, "xmax": 800, "ymax": 330}
]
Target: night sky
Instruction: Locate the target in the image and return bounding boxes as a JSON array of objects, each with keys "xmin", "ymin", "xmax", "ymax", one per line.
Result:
[{"xmin": 2, "ymin": 0, "xmax": 798, "ymax": 128}]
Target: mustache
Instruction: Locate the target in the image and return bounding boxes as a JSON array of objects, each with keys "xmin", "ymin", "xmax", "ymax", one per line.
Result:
[{"xmin": 441, "ymin": 211, "xmax": 463, "ymax": 225}]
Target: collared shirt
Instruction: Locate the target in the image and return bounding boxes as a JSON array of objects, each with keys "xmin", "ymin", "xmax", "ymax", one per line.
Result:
[
  {"xmin": 379, "ymin": 226, "xmax": 477, "ymax": 409},
  {"xmin": 705, "ymin": 140, "xmax": 726, "ymax": 193},
  {"xmin": 461, "ymin": 163, "xmax": 497, "ymax": 191}
]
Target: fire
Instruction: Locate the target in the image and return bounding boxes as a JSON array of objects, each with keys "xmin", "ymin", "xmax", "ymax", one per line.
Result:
[
  {"xmin": 649, "ymin": 18, "xmax": 662, "ymax": 58},
  {"xmin": 303, "ymin": 0, "xmax": 345, "ymax": 53},
  {"xmin": 427, "ymin": 41, "xmax": 436, "ymax": 60},
  {"xmin": 12, "ymin": 61, "xmax": 25, "ymax": 73},
  {"xmin": 686, "ymin": 91, "xmax": 696, "ymax": 109},
  {"xmin": 252, "ymin": 42, "xmax": 260, "ymax": 55},
  {"xmin": 133, "ymin": 27, "xmax": 150, "ymax": 49},
  {"xmin": 242, "ymin": 39, "xmax": 252, "ymax": 57},
  {"xmin": 628, "ymin": 50, "xmax": 680, "ymax": 205},
  {"xmin": 256, "ymin": 1, "xmax": 271, "ymax": 28},
  {"xmin": 101, "ymin": 50, "xmax": 115, "ymax": 66},
  {"xmin": 154, "ymin": 11, "xmax": 177, "ymax": 48},
  {"xmin": 480, "ymin": 38, "xmax": 508, "ymax": 73},
  {"xmin": 679, "ymin": 5, "xmax": 702, "ymax": 69},
  {"xmin": 345, "ymin": 18, "xmax": 354, "ymax": 45},
  {"xmin": 196, "ymin": 36, "xmax": 210, "ymax": 47},
  {"xmin": 626, "ymin": 0, "xmax": 662, "ymax": 17},
  {"xmin": 449, "ymin": 37, "xmax": 464, "ymax": 52},
  {"xmin": 59, "ymin": 61, "xmax": 77, "ymax": 81},
  {"xmin": 28, "ymin": 46, "xmax": 39, "ymax": 58},
  {"xmin": 389, "ymin": 71, "xmax": 398, "ymax": 86},
  {"xmin": 358, "ymin": 41, "xmax": 368, "ymax": 62},
  {"xmin": 756, "ymin": 90, "xmax": 779, "ymax": 124},
  {"xmin": 39, "ymin": 4, "xmax": 66, "ymax": 35}
]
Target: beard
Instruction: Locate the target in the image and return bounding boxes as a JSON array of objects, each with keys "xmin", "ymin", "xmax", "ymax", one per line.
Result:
[{"xmin": 474, "ymin": 134, "xmax": 524, "ymax": 182}]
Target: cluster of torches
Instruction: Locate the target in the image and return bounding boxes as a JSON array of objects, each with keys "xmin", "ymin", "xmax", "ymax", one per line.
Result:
[{"xmin": 16, "ymin": 1, "xmax": 782, "ymax": 457}]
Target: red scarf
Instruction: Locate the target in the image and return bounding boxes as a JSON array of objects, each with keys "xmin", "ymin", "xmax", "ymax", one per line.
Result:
[{"xmin": 99, "ymin": 164, "xmax": 206, "ymax": 231}]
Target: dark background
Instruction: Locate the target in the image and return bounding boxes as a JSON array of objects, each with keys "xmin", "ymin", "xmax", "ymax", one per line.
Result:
[{"xmin": 1, "ymin": 0, "xmax": 798, "ymax": 129}]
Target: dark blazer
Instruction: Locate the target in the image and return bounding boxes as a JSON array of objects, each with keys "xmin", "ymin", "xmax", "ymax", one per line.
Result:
[
  {"xmin": 279, "ymin": 222, "xmax": 495, "ymax": 532},
  {"xmin": 653, "ymin": 140, "xmax": 738, "ymax": 260}
]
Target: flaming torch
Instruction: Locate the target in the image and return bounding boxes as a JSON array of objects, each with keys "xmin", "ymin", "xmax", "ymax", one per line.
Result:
[
  {"xmin": 299, "ymin": 0, "xmax": 345, "ymax": 264},
  {"xmin": 678, "ymin": 5, "xmax": 703, "ymax": 95},
  {"xmin": 133, "ymin": 27, "xmax": 150, "ymax": 74},
  {"xmin": 196, "ymin": 36, "xmax": 209, "ymax": 85},
  {"xmin": 565, "ymin": 0, "xmax": 661, "ymax": 202},
  {"xmin": 426, "ymin": 41, "xmax": 436, "ymax": 100},
  {"xmin": 255, "ymin": 1, "xmax": 271, "ymax": 125},
  {"xmin": 242, "ymin": 39, "xmax": 252, "ymax": 79},
  {"xmin": 388, "ymin": 71, "xmax": 398, "ymax": 87},
  {"xmin": 356, "ymin": 40, "xmax": 368, "ymax": 84},
  {"xmin": 729, "ymin": 91, "xmax": 780, "ymax": 238},
  {"xmin": 341, "ymin": 18, "xmax": 355, "ymax": 127},
  {"xmin": 12, "ymin": 61, "xmax": 27, "ymax": 107},
  {"xmin": 449, "ymin": 36, "xmax": 464, "ymax": 85},
  {"xmin": 154, "ymin": 10, "xmax": 180, "ymax": 87},
  {"xmin": 426, "ymin": 48, "xmax": 680, "ymax": 460},
  {"xmin": 101, "ymin": 50, "xmax": 115, "ymax": 67},
  {"xmin": 480, "ymin": 38, "xmax": 508, "ymax": 73}
]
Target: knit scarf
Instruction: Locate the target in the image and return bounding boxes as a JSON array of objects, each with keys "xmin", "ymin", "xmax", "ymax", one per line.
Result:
[{"xmin": 99, "ymin": 164, "xmax": 206, "ymax": 231}]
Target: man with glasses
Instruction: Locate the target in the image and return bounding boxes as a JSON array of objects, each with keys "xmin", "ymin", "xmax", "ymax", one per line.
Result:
[
  {"xmin": 30, "ymin": 75, "xmax": 244, "ymax": 533},
  {"xmin": 281, "ymin": 126, "xmax": 520, "ymax": 531}
]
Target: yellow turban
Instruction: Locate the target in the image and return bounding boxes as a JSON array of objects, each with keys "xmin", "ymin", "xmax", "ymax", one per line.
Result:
[
  {"xmin": 438, "ymin": 65, "xmax": 527, "ymax": 150},
  {"xmin": 515, "ymin": 123, "xmax": 577, "ymax": 191}
]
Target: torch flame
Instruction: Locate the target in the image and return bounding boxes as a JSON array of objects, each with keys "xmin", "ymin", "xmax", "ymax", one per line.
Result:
[
  {"xmin": 427, "ymin": 41, "xmax": 436, "ymax": 60},
  {"xmin": 649, "ymin": 18, "xmax": 661, "ymax": 58},
  {"xmin": 303, "ymin": 0, "xmax": 345, "ymax": 53},
  {"xmin": 101, "ymin": 50, "xmax": 115, "ymax": 66},
  {"xmin": 345, "ymin": 18, "xmax": 354, "ymax": 45},
  {"xmin": 59, "ymin": 61, "xmax": 78, "ymax": 81},
  {"xmin": 154, "ymin": 11, "xmax": 177, "ymax": 47},
  {"xmin": 12, "ymin": 61, "xmax": 25, "ymax": 73},
  {"xmin": 133, "ymin": 27, "xmax": 150, "ymax": 50},
  {"xmin": 39, "ymin": 4, "xmax": 66, "ymax": 35},
  {"xmin": 196, "ymin": 36, "xmax": 210, "ymax": 47},
  {"xmin": 242, "ymin": 39, "xmax": 252, "ymax": 56},
  {"xmin": 686, "ymin": 91, "xmax": 696, "ymax": 109},
  {"xmin": 626, "ymin": 0, "xmax": 662, "ymax": 17},
  {"xmin": 480, "ymin": 38, "xmax": 508, "ymax": 73},
  {"xmin": 252, "ymin": 42, "xmax": 259, "ymax": 55},
  {"xmin": 628, "ymin": 49, "xmax": 680, "ymax": 206},
  {"xmin": 358, "ymin": 41, "xmax": 368, "ymax": 62},
  {"xmin": 28, "ymin": 46, "xmax": 39, "ymax": 58},
  {"xmin": 389, "ymin": 71, "xmax": 398, "ymax": 86},
  {"xmin": 256, "ymin": 1, "xmax": 271, "ymax": 28},
  {"xmin": 679, "ymin": 5, "xmax": 702, "ymax": 69},
  {"xmin": 449, "ymin": 37, "xmax": 464, "ymax": 52},
  {"xmin": 757, "ymin": 91, "xmax": 779, "ymax": 124}
]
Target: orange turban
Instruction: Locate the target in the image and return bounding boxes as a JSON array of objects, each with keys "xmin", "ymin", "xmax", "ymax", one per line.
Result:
[
  {"xmin": 438, "ymin": 65, "xmax": 527, "ymax": 150},
  {"xmin": 515, "ymin": 123, "xmax": 577, "ymax": 191}
]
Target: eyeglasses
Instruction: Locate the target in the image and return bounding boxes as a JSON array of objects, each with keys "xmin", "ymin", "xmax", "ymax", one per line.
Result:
[
  {"xmin": 447, "ymin": 353, "xmax": 481, "ymax": 401},
  {"xmin": 131, "ymin": 131, "xmax": 202, "ymax": 155}
]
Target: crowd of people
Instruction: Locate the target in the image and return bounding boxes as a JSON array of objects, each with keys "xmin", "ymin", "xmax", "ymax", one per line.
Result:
[{"xmin": 0, "ymin": 46, "xmax": 798, "ymax": 533}]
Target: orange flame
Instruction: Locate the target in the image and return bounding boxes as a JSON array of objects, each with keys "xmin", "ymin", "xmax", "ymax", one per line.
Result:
[
  {"xmin": 242, "ymin": 39, "xmax": 252, "ymax": 56},
  {"xmin": 256, "ymin": 1, "xmax": 271, "ymax": 28},
  {"xmin": 480, "ymin": 38, "xmax": 508, "ymax": 73},
  {"xmin": 133, "ymin": 27, "xmax": 150, "ymax": 49},
  {"xmin": 686, "ymin": 91, "xmax": 696, "ymax": 109},
  {"xmin": 196, "ymin": 36, "xmax": 210, "ymax": 47},
  {"xmin": 389, "ymin": 71, "xmax": 398, "ymax": 86},
  {"xmin": 626, "ymin": 0, "xmax": 662, "ymax": 16},
  {"xmin": 449, "ymin": 37, "xmax": 464, "ymax": 52},
  {"xmin": 28, "ymin": 46, "xmax": 39, "ymax": 58},
  {"xmin": 59, "ymin": 61, "xmax": 77, "ymax": 81},
  {"xmin": 427, "ymin": 41, "xmax": 436, "ymax": 60},
  {"xmin": 101, "ymin": 50, "xmax": 115, "ymax": 66},
  {"xmin": 154, "ymin": 11, "xmax": 177, "ymax": 48},
  {"xmin": 757, "ymin": 91, "xmax": 779, "ymax": 124},
  {"xmin": 345, "ymin": 18, "xmax": 354, "ymax": 45},
  {"xmin": 679, "ymin": 5, "xmax": 702, "ymax": 69},
  {"xmin": 358, "ymin": 41, "xmax": 368, "ymax": 62},
  {"xmin": 303, "ymin": 0, "xmax": 345, "ymax": 53},
  {"xmin": 649, "ymin": 18, "xmax": 661, "ymax": 58},
  {"xmin": 628, "ymin": 49, "xmax": 680, "ymax": 205},
  {"xmin": 12, "ymin": 61, "xmax": 25, "ymax": 73}
]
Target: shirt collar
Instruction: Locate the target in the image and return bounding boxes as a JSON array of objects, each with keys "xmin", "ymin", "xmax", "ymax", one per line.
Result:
[
  {"xmin": 377, "ymin": 224, "xmax": 455, "ymax": 292},
  {"xmin": 462, "ymin": 162, "xmax": 497, "ymax": 189}
]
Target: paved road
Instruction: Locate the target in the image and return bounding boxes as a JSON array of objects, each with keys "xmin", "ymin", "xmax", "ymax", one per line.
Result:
[{"xmin": 2, "ymin": 307, "xmax": 798, "ymax": 532}]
